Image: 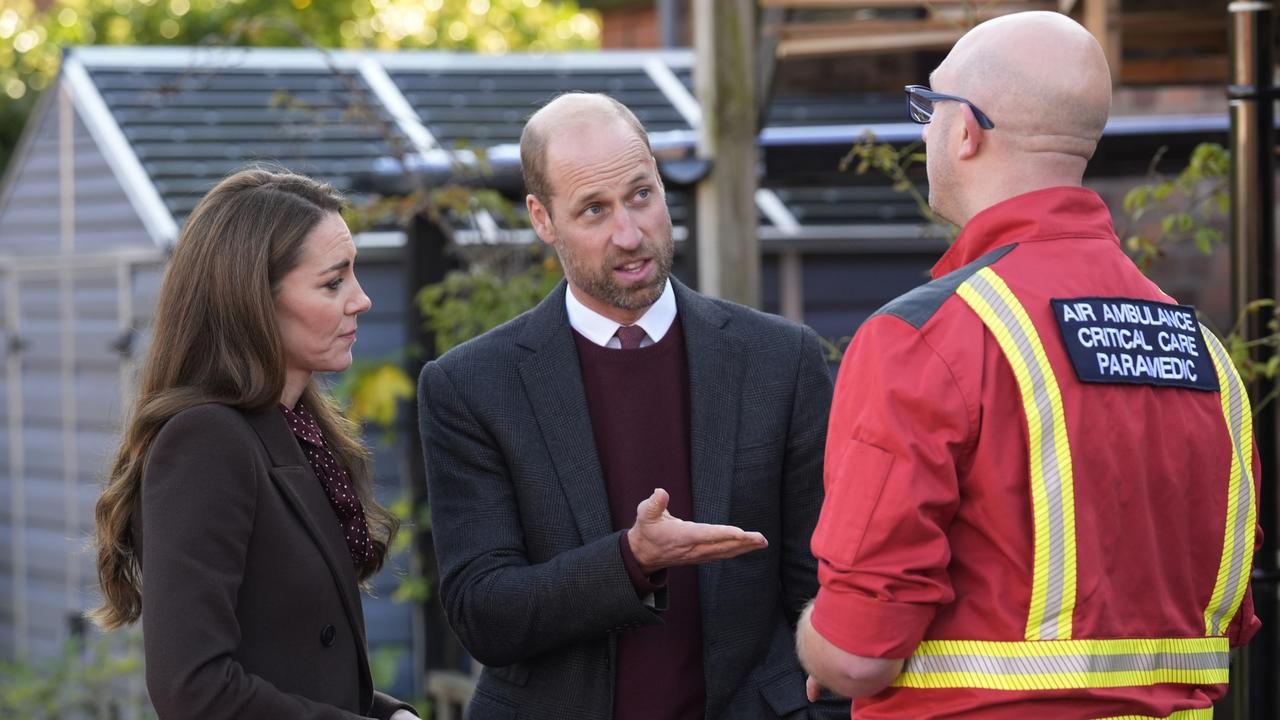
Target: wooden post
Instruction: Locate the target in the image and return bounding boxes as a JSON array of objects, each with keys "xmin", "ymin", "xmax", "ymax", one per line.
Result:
[
  {"xmin": 1083, "ymin": 0, "xmax": 1122, "ymax": 82},
  {"xmin": 693, "ymin": 0, "xmax": 759, "ymax": 307}
]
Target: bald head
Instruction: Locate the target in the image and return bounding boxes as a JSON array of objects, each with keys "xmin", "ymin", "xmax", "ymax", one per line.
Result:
[
  {"xmin": 936, "ymin": 11, "xmax": 1112, "ymax": 161},
  {"xmin": 521, "ymin": 93, "xmax": 652, "ymax": 210}
]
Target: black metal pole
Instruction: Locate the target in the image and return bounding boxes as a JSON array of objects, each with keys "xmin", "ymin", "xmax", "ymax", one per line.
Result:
[
  {"xmin": 403, "ymin": 213, "xmax": 465, "ymax": 679},
  {"xmin": 1227, "ymin": 3, "xmax": 1277, "ymax": 719}
]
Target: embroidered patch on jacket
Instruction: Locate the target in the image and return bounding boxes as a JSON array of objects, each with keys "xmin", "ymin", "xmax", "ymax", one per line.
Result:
[{"xmin": 1050, "ymin": 297, "xmax": 1218, "ymax": 391}]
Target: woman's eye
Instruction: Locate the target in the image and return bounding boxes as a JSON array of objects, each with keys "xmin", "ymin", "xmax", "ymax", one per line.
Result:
[{"xmin": 325, "ymin": 277, "xmax": 343, "ymax": 291}]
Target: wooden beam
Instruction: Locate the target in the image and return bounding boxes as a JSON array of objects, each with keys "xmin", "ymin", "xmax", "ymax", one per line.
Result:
[
  {"xmin": 761, "ymin": 0, "xmax": 991, "ymax": 7},
  {"xmin": 1083, "ymin": 0, "xmax": 1122, "ymax": 82},
  {"xmin": 1120, "ymin": 10, "xmax": 1229, "ymax": 53},
  {"xmin": 694, "ymin": 0, "xmax": 760, "ymax": 306},
  {"xmin": 779, "ymin": 15, "xmax": 1000, "ymax": 41},
  {"xmin": 778, "ymin": 29, "xmax": 964, "ymax": 58},
  {"xmin": 1120, "ymin": 55, "xmax": 1229, "ymax": 86}
]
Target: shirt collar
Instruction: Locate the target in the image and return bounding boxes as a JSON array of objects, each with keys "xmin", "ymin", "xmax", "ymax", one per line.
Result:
[
  {"xmin": 565, "ymin": 279, "xmax": 677, "ymax": 347},
  {"xmin": 931, "ymin": 186, "xmax": 1119, "ymax": 279}
]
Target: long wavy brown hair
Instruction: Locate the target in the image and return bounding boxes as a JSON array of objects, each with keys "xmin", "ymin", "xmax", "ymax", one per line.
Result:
[{"xmin": 90, "ymin": 168, "xmax": 398, "ymax": 630}]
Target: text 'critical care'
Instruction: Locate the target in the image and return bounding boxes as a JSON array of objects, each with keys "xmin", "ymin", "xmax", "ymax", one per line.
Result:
[{"xmin": 1050, "ymin": 297, "xmax": 1219, "ymax": 392}]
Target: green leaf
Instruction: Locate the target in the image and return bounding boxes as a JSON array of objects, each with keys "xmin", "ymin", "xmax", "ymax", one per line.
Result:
[
  {"xmin": 1123, "ymin": 186, "xmax": 1148, "ymax": 214},
  {"xmin": 1265, "ymin": 354, "xmax": 1280, "ymax": 378},
  {"xmin": 347, "ymin": 364, "xmax": 414, "ymax": 428}
]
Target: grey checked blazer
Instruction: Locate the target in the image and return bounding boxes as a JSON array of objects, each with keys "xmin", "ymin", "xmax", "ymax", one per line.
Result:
[{"xmin": 419, "ymin": 279, "xmax": 846, "ymax": 719}]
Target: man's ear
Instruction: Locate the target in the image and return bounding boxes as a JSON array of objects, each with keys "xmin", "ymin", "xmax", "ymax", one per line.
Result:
[
  {"xmin": 527, "ymin": 194, "xmax": 555, "ymax": 246},
  {"xmin": 957, "ymin": 105, "xmax": 984, "ymax": 161}
]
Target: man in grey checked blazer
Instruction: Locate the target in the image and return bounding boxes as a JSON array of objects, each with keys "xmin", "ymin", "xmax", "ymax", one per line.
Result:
[{"xmin": 419, "ymin": 93, "xmax": 846, "ymax": 719}]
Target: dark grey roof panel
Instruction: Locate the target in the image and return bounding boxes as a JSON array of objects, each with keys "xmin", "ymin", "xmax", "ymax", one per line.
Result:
[
  {"xmin": 389, "ymin": 68, "xmax": 691, "ymax": 147},
  {"xmin": 767, "ymin": 94, "xmax": 904, "ymax": 127},
  {"xmin": 135, "ymin": 141, "xmax": 391, "ymax": 160},
  {"xmin": 91, "ymin": 69, "xmax": 373, "ymax": 92},
  {"xmin": 772, "ymin": 185, "xmax": 923, "ymax": 225},
  {"xmin": 110, "ymin": 107, "xmax": 386, "ymax": 125},
  {"xmin": 86, "ymin": 66, "xmax": 410, "ymax": 227},
  {"xmin": 124, "ymin": 124, "xmax": 386, "ymax": 143},
  {"xmin": 675, "ymin": 65, "xmax": 904, "ymax": 128}
]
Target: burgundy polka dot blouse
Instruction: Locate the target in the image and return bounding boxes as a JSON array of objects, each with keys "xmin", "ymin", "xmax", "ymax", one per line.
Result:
[{"xmin": 279, "ymin": 402, "xmax": 374, "ymax": 566}]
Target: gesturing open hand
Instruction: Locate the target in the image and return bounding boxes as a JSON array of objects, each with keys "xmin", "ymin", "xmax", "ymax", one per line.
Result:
[{"xmin": 625, "ymin": 488, "xmax": 768, "ymax": 574}]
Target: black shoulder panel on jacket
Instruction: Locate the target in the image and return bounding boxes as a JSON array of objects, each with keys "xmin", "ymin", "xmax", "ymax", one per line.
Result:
[{"xmin": 873, "ymin": 244, "xmax": 1016, "ymax": 329}]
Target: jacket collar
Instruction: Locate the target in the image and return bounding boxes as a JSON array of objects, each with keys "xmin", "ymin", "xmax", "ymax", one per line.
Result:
[
  {"xmin": 565, "ymin": 279, "xmax": 678, "ymax": 347},
  {"xmin": 932, "ymin": 186, "xmax": 1118, "ymax": 278},
  {"xmin": 242, "ymin": 404, "xmax": 374, "ymax": 704}
]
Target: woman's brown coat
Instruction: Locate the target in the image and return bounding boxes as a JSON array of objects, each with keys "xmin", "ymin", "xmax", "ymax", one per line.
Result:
[{"xmin": 136, "ymin": 403, "xmax": 411, "ymax": 720}]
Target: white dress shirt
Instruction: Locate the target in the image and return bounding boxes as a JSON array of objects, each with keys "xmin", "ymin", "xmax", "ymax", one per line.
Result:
[{"xmin": 565, "ymin": 280, "xmax": 677, "ymax": 348}]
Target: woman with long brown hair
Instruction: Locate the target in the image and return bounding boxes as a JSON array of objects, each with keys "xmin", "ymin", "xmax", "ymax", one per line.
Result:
[{"xmin": 92, "ymin": 168, "xmax": 418, "ymax": 720}]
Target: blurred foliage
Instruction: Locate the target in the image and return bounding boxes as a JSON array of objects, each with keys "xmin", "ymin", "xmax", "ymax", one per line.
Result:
[
  {"xmin": 1123, "ymin": 141, "xmax": 1280, "ymax": 412},
  {"xmin": 0, "ymin": 0, "xmax": 601, "ymax": 174},
  {"xmin": 369, "ymin": 644, "xmax": 431, "ymax": 718},
  {"xmin": 333, "ymin": 358, "xmax": 415, "ymax": 430},
  {"xmin": 840, "ymin": 130, "xmax": 958, "ymax": 239},
  {"xmin": 347, "ymin": 241, "xmax": 561, "ymax": 618},
  {"xmin": 417, "ymin": 248, "xmax": 563, "ymax": 356},
  {"xmin": 0, "ymin": 632, "xmax": 154, "ymax": 719},
  {"xmin": 388, "ymin": 491, "xmax": 434, "ymax": 604},
  {"xmin": 1223, "ymin": 299, "xmax": 1280, "ymax": 413},
  {"xmin": 1121, "ymin": 142, "xmax": 1230, "ymax": 270}
]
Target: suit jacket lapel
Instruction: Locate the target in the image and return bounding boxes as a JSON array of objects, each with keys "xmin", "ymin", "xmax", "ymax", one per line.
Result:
[
  {"xmin": 516, "ymin": 282, "xmax": 615, "ymax": 543},
  {"xmin": 243, "ymin": 408, "xmax": 373, "ymax": 700},
  {"xmin": 673, "ymin": 280, "xmax": 744, "ymax": 603}
]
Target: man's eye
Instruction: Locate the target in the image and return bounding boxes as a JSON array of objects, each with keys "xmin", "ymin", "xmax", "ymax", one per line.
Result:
[{"xmin": 636, "ymin": 188, "xmax": 650, "ymax": 200}]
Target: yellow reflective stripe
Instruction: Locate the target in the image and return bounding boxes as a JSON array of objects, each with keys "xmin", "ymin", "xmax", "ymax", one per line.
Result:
[
  {"xmin": 1100, "ymin": 709, "xmax": 1213, "ymax": 720},
  {"xmin": 957, "ymin": 268, "xmax": 1077, "ymax": 640},
  {"xmin": 893, "ymin": 637, "xmax": 1229, "ymax": 691},
  {"xmin": 1200, "ymin": 326, "xmax": 1256, "ymax": 636}
]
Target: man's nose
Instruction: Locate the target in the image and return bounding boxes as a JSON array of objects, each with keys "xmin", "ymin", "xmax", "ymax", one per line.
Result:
[{"xmin": 612, "ymin": 208, "xmax": 642, "ymax": 251}]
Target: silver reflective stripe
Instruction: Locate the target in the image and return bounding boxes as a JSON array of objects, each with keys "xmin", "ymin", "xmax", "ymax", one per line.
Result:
[
  {"xmin": 893, "ymin": 637, "xmax": 1231, "ymax": 691},
  {"xmin": 1200, "ymin": 326, "xmax": 1255, "ymax": 636},
  {"xmin": 962, "ymin": 270, "xmax": 1075, "ymax": 639},
  {"xmin": 905, "ymin": 650, "xmax": 1227, "ymax": 676}
]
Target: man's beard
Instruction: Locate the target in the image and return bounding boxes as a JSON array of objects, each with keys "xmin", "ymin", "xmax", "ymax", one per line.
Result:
[{"xmin": 556, "ymin": 224, "xmax": 675, "ymax": 312}]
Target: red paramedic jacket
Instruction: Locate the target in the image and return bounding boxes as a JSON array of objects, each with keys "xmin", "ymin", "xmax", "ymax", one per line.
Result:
[{"xmin": 811, "ymin": 187, "xmax": 1261, "ymax": 719}]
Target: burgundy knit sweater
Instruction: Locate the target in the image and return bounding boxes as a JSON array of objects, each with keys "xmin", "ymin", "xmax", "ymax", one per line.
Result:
[{"xmin": 574, "ymin": 317, "xmax": 706, "ymax": 720}]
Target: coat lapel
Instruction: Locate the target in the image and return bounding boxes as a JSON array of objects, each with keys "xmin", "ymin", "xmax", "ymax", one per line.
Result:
[
  {"xmin": 673, "ymin": 280, "xmax": 744, "ymax": 603},
  {"xmin": 516, "ymin": 282, "xmax": 615, "ymax": 543},
  {"xmin": 243, "ymin": 408, "xmax": 372, "ymax": 700}
]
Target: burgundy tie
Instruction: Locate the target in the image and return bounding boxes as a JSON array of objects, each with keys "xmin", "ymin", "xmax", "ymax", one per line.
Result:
[{"xmin": 616, "ymin": 325, "xmax": 647, "ymax": 350}]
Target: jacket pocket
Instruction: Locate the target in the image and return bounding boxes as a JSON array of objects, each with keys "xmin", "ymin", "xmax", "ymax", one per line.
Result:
[
  {"xmin": 810, "ymin": 438, "xmax": 895, "ymax": 566},
  {"xmin": 487, "ymin": 661, "xmax": 530, "ymax": 687},
  {"xmin": 753, "ymin": 664, "xmax": 810, "ymax": 718},
  {"xmin": 465, "ymin": 688, "xmax": 518, "ymax": 720}
]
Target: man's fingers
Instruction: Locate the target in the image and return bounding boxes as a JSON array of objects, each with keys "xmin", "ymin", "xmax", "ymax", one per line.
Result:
[
  {"xmin": 806, "ymin": 675, "xmax": 822, "ymax": 702},
  {"xmin": 685, "ymin": 538, "xmax": 769, "ymax": 563},
  {"xmin": 678, "ymin": 523, "xmax": 767, "ymax": 548}
]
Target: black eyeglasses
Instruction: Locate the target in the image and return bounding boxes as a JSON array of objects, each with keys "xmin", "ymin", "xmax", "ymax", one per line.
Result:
[{"xmin": 904, "ymin": 85, "xmax": 995, "ymax": 130}]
